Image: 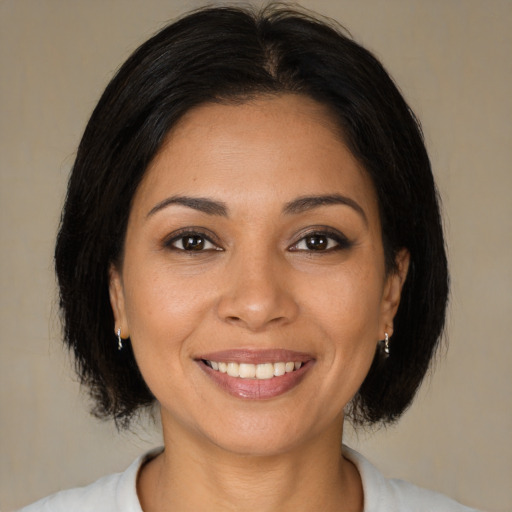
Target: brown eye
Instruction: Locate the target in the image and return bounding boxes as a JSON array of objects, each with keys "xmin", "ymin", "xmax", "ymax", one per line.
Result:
[
  {"xmin": 167, "ymin": 232, "xmax": 219, "ymax": 251},
  {"xmin": 304, "ymin": 235, "xmax": 329, "ymax": 250},
  {"xmin": 290, "ymin": 230, "xmax": 351, "ymax": 252},
  {"xmin": 182, "ymin": 235, "xmax": 206, "ymax": 251}
]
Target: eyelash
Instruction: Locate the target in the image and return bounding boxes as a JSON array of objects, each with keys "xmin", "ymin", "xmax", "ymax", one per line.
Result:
[
  {"xmin": 163, "ymin": 228, "xmax": 352, "ymax": 253},
  {"xmin": 289, "ymin": 229, "xmax": 352, "ymax": 253},
  {"xmin": 164, "ymin": 229, "xmax": 221, "ymax": 253}
]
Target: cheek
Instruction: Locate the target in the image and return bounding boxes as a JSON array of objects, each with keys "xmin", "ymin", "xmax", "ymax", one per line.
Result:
[
  {"xmin": 120, "ymin": 268, "xmax": 213, "ymax": 408},
  {"xmin": 310, "ymin": 264, "xmax": 384, "ymax": 338},
  {"xmin": 306, "ymin": 260, "xmax": 384, "ymax": 393},
  {"xmin": 121, "ymin": 261, "xmax": 216, "ymax": 356}
]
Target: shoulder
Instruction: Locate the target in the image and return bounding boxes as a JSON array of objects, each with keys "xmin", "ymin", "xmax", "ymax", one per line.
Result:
[
  {"xmin": 15, "ymin": 450, "xmax": 160, "ymax": 512},
  {"xmin": 343, "ymin": 445, "xmax": 481, "ymax": 512},
  {"xmin": 16, "ymin": 472, "xmax": 125, "ymax": 512}
]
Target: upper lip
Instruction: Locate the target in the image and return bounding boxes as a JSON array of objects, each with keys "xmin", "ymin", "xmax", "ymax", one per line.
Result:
[{"xmin": 196, "ymin": 349, "xmax": 314, "ymax": 364}]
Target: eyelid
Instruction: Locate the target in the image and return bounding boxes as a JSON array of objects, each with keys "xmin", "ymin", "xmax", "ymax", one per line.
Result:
[
  {"xmin": 163, "ymin": 227, "xmax": 223, "ymax": 251},
  {"xmin": 288, "ymin": 227, "xmax": 352, "ymax": 252}
]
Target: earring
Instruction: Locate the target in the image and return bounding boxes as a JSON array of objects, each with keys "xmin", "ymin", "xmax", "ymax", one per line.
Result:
[
  {"xmin": 383, "ymin": 332, "xmax": 390, "ymax": 356},
  {"xmin": 117, "ymin": 328, "xmax": 123, "ymax": 351}
]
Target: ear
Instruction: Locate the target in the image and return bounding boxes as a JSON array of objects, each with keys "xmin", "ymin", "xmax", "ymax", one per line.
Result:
[
  {"xmin": 379, "ymin": 248, "xmax": 410, "ymax": 338},
  {"xmin": 109, "ymin": 264, "xmax": 130, "ymax": 338}
]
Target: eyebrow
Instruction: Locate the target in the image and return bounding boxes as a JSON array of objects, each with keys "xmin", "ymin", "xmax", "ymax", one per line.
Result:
[
  {"xmin": 147, "ymin": 193, "xmax": 367, "ymax": 224},
  {"xmin": 283, "ymin": 194, "xmax": 368, "ymax": 225},
  {"xmin": 147, "ymin": 195, "xmax": 228, "ymax": 217}
]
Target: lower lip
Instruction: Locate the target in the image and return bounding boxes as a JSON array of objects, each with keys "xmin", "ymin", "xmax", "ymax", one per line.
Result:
[{"xmin": 198, "ymin": 360, "xmax": 313, "ymax": 400}]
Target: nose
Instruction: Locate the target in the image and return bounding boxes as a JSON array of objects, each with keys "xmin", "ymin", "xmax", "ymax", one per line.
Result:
[{"xmin": 216, "ymin": 250, "xmax": 299, "ymax": 332}]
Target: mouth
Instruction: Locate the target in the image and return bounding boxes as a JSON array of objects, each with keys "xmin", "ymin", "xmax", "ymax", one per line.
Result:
[
  {"xmin": 201, "ymin": 359, "xmax": 303, "ymax": 379},
  {"xmin": 196, "ymin": 349, "xmax": 314, "ymax": 399}
]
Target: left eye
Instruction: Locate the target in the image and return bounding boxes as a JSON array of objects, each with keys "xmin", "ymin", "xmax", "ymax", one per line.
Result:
[
  {"xmin": 169, "ymin": 234, "xmax": 218, "ymax": 251},
  {"xmin": 291, "ymin": 233, "xmax": 345, "ymax": 252}
]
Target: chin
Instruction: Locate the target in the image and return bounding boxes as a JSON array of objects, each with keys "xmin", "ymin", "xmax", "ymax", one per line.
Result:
[
  {"xmin": 198, "ymin": 404, "xmax": 341, "ymax": 458},
  {"xmin": 209, "ymin": 427, "xmax": 308, "ymax": 458}
]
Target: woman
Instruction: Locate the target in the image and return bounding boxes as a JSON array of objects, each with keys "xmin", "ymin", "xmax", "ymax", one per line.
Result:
[{"xmin": 19, "ymin": 5, "xmax": 479, "ymax": 511}]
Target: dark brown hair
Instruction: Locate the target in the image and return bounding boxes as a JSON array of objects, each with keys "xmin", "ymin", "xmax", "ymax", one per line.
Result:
[{"xmin": 55, "ymin": 4, "xmax": 448, "ymax": 427}]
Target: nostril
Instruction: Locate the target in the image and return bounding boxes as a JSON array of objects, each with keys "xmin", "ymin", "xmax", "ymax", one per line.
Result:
[{"xmin": 217, "ymin": 288, "xmax": 299, "ymax": 331}]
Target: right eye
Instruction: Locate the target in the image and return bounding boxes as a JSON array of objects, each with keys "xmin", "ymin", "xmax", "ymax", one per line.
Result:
[{"xmin": 166, "ymin": 231, "xmax": 220, "ymax": 252}]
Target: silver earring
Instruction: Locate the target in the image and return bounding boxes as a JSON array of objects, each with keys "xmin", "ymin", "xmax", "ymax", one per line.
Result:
[
  {"xmin": 383, "ymin": 332, "xmax": 390, "ymax": 356},
  {"xmin": 117, "ymin": 328, "xmax": 123, "ymax": 351}
]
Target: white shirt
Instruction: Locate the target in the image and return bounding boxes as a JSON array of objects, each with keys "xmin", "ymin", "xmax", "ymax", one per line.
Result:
[{"xmin": 17, "ymin": 446, "xmax": 480, "ymax": 511}]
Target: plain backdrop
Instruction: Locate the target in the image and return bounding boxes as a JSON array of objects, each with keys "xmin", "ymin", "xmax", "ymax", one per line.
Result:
[{"xmin": 1, "ymin": 1, "xmax": 511, "ymax": 510}]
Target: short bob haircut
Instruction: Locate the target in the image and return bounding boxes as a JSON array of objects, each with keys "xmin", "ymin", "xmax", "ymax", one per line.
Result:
[{"xmin": 55, "ymin": 4, "xmax": 448, "ymax": 427}]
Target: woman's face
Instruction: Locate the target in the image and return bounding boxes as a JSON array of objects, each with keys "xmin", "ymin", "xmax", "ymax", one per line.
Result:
[{"xmin": 110, "ymin": 94, "xmax": 407, "ymax": 455}]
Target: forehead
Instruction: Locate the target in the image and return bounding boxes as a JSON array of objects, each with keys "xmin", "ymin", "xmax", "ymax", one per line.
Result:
[{"xmin": 133, "ymin": 94, "xmax": 379, "ymax": 221}]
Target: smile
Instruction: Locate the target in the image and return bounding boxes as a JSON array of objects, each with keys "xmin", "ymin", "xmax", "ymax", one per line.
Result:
[
  {"xmin": 197, "ymin": 350, "xmax": 314, "ymax": 399},
  {"xmin": 202, "ymin": 360, "xmax": 303, "ymax": 379}
]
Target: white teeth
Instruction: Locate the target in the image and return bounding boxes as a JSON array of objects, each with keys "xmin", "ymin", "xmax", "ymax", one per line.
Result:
[
  {"xmin": 227, "ymin": 362, "xmax": 239, "ymax": 377},
  {"xmin": 256, "ymin": 363, "xmax": 274, "ymax": 379},
  {"xmin": 273, "ymin": 362, "xmax": 286, "ymax": 376},
  {"xmin": 239, "ymin": 363, "xmax": 256, "ymax": 379},
  {"xmin": 205, "ymin": 360, "xmax": 305, "ymax": 379}
]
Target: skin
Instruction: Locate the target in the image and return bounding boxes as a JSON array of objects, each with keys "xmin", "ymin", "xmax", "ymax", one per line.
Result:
[{"xmin": 109, "ymin": 94, "xmax": 409, "ymax": 512}]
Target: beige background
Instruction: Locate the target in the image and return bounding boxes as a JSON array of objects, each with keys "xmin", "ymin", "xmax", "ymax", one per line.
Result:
[{"xmin": 1, "ymin": 0, "xmax": 511, "ymax": 510}]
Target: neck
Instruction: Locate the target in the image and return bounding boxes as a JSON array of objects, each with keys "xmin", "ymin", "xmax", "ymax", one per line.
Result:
[{"xmin": 138, "ymin": 413, "xmax": 363, "ymax": 512}]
